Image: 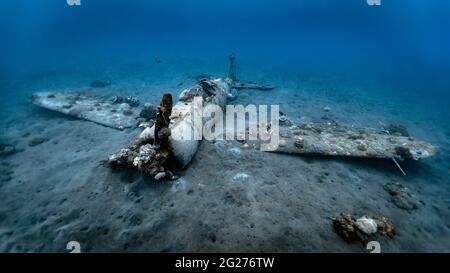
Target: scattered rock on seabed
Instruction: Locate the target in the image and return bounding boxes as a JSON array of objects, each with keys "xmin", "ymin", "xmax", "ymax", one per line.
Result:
[
  {"xmin": 28, "ymin": 137, "xmax": 48, "ymax": 147},
  {"xmin": 228, "ymin": 147, "xmax": 242, "ymax": 156},
  {"xmin": 212, "ymin": 139, "xmax": 227, "ymax": 150},
  {"xmin": 0, "ymin": 143, "xmax": 16, "ymax": 156},
  {"xmin": 386, "ymin": 123, "xmax": 409, "ymax": 137},
  {"xmin": 171, "ymin": 178, "xmax": 186, "ymax": 192},
  {"xmin": 333, "ymin": 213, "xmax": 395, "ymax": 244},
  {"xmin": 384, "ymin": 182, "xmax": 419, "ymax": 211},
  {"xmin": 139, "ymin": 103, "xmax": 156, "ymax": 120},
  {"xmin": 233, "ymin": 173, "xmax": 251, "ymax": 183},
  {"xmin": 154, "ymin": 172, "xmax": 166, "ymax": 180}
]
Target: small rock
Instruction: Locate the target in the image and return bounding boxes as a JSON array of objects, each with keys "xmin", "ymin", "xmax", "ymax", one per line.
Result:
[
  {"xmin": 228, "ymin": 147, "xmax": 242, "ymax": 156},
  {"xmin": 29, "ymin": 137, "xmax": 47, "ymax": 147},
  {"xmin": 123, "ymin": 109, "xmax": 133, "ymax": 116},
  {"xmin": 109, "ymin": 148, "xmax": 133, "ymax": 169},
  {"xmin": 279, "ymin": 114, "xmax": 293, "ymax": 126},
  {"xmin": 372, "ymin": 216, "xmax": 395, "ymax": 238},
  {"xmin": 357, "ymin": 143, "xmax": 367, "ymax": 151},
  {"xmin": 0, "ymin": 144, "xmax": 16, "ymax": 156},
  {"xmin": 333, "ymin": 213, "xmax": 358, "ymax": 242},
  {"xmin": 323, "ymin": 106, "xmax": 331, "ymax": 112},
  {"xmin": 165, "ymin": 170, "xmax": 178, "ymax": 181},
  {"xmin": 154, "ymin": 172, "xmax": 166, "ymax": 180},
  {"xmin": 139, "ymin": 103, "xmax": 156, "ymax": 120},
  {"xmin": 355, "ymin": 216, "xmax": 378, "ymax": 234},
  {"xmin": 112, "ymin": 96, "xmax": 139, "ymax": 106},
  {"xmin": 138, "ymin": 120, "xmax": 154, "ymax": 128},
  {"xmin": 333, "ymin": 213, "xmax": 395, "ymax": 244},
  {"xmin": 294, "ymin": 138, "xmax": 305, "ymax": 149},
  {"xmin": 233, "ymin": 173, "xmax": 251, "ymax": 183},
  {"xmin": 387, "ymin": 123, "xmax": 409, "ymax": 137},
  {"xmin": 384, "ymin": 182, "xmax": 419, "ymax": 211},
  {"xmin": 171, "ymin": 178, "xmax": 186, "ymax": 192}
]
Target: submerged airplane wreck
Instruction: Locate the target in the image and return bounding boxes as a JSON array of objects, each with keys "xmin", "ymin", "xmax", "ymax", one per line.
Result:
[{"xmin": 31, "ymin": 55, "xmax": 438, "ymax": 180}]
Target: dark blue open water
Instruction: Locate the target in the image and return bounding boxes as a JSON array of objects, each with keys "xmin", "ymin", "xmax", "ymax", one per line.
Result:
[{"xmin": 1, "ymin": 0, "xmax": 450, "ymax": 116}]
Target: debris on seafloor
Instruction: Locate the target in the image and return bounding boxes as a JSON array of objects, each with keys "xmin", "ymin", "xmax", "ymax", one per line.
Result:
[
  {"xmin": 0, "ymin": 143, "xmax": 17, "ymax": 156},
  {"xmin": 90, "ymin": 80, "xmax": 111, "ymax": 88},
  {"xmin": 385, "ymin": 123, "xmax": 410, "ymax": 137},
  {"xmin": 111, "ymin": 95, "xmax": 140, "ymax": 107},
  {"xmin": 384, "ymin": 182, "xmax": 420, "ymax": 211},
  {"xmin": 227, "ymin": 53, "xmax": 275, "ymax": 91},
  {"xmin": 232, "ymin": 81, "xmax": 275, "ymax": 91},
  {"xmin": 265, "ymin": 120, "xmax": 437, "ymax": 161},
  {"xmin": 333, "ymin": 213, "xmax": 395, "ymax": 244},
  {"xmin": 109, "ymin": 93, "xmax": 174, "ymax": 179},
  {"xmin": 28, "ymin": 137, "xmax": 48, "ymax": 147},
  {"xmin": 31, "ymin": 92, "xmax": 156, "ymax": 130},
  {"xmin": 139, "ymin": 103, "xmax": 157, "ymax": 120},
  {"xmin": 109, "ymin": 78, "xmax": 232, "ymax": 179},
  {"xmin": 279, "ymin": 111, "xmax": 293, "ymax": 126}
]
